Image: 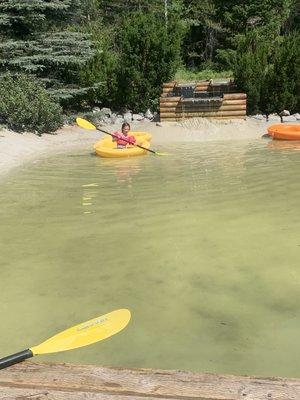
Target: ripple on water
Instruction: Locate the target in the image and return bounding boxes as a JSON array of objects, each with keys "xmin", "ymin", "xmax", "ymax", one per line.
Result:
[{"xmin": 0, "ymin": 139, "xmax": 299, "ymax": 377}]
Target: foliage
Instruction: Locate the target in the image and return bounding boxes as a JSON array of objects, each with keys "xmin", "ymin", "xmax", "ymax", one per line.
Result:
[
  {"xmin": 0, "ymin": 74, "xmax": 63, "ymax": 133},
  {"xmin": 214, "ymin": 0, "xmax": 296, "ymax": 40},
  {"xmin": 99, "ymin": 0, "xmax": 179, "ymax": 24},
  {"xmin": 231, "ymin": 29, "xmax": 299, "ymax": 115},
  {"xmin": 174, "ymin": 68, "xmax": 232, "ymax": 82},
  {"xmin": 181, "ymin": 0, "xmax": 223, "ymax": 67},
  {"xmin": 77, "ymin": 22, "xmax": 119, "ymax": 108},
  {"xmin": 0, "ymin": 0, "xmax": 94, "ymax": 105},
  {"xmin": 64, "ymin": 110, "xmax": 105, "ymax": 125},
  {"xmin": 0, "ymin": 0, "xmax": 299, "ymax": 116},
  {"xmin": 230, "ymin": 30, "xmax": 270, "ymax": 114},
  {"xmin": 215, "ymin": 0, "xmax": 298, "ymax": 68},
  {"xmin": 115, "ymin": 10, "xmax": 184, "ymax": 111},
  {"xmin": 261, "ymin": 32, "xmax": 300, "ymax": 115}
]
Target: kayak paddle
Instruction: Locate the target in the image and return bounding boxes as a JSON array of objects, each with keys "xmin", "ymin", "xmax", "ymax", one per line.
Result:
[
  {"xmin": 76, "ymin": 117, "xmax": 169, "ymax": 156},
  {"xmin": 0, "ymin": 309, "xmax": 131, "ymax": 370}
]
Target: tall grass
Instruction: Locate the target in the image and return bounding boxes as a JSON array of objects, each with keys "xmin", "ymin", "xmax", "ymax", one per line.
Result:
[{"xmin": 174, "ymin": 68, "xmax": 233, "ymax": 82}]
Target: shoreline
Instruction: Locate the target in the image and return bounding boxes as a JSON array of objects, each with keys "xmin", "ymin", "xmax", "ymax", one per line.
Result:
[{"xmin": 0, "ymin": 118, "xmax": 296, "ymax": 178}]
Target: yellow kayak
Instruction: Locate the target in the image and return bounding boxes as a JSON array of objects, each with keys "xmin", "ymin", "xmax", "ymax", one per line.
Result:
[{"xmin": 94, "ymin": 131, "xmax": 152, "ymax": 158}]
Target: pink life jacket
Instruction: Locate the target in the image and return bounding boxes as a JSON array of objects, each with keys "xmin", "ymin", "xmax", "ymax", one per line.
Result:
[{"xmin": 113, "ymin": 132, "xmax": 136, "ymax": 146}]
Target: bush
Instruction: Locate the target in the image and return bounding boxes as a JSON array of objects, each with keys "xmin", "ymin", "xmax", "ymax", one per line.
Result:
[
  {"xmin": 0, "ymin": 74, "xmax": 63, "ymax": 134},
  {"xmin": 262, "ymin": 32, "xmax": 299, "ymax": 115},
  {"xmin": 230, "ymin": 29, "xmax": 299, "ymax": 115},
  {"xmin": 115, "ymin": 11, "xmax": 184, "ymax": 111},
  {"xmin": 174, "ymin": 67, "xmax": 233, "ymax": 82},
  {"xmin": 78, "ymin": 24, "xmax": 119, "ymax": 108},
  {"xmin": 231, "ymin": 30, "xmax": 270, "ymax": 114},
  {"xmin": 64, "ymin": 110, "xmax": 106, "ymax": 126}
]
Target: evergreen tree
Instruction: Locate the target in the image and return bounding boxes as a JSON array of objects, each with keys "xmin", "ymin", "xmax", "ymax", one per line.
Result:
[
  {"xmin": 100, "ymin": 0, "xmax": 163, "ymax": 20},
  {"xmin": 115, "ymin": 10, "xmax": 183, "ymax": 110},
  {"xmin": 214, "ymin": 0, "xmax": 297, "ymax": 69},
  {"xmin": 0, "ymin": 0, "xmax": 94, "ymax": 106},
  {"xmin": 99, "ymin": 0, "xmax": 182, "ymax": 27},
  {"xmin": 78, "ymin": 21, "xmax": 119, "ymax": 107},
  {"xmin": 232, "ymin": 29, "xmax": 270, "ymax": 114},
  {"xmin": 262, "ymin": 32, "xmax": 300, "ymax": 117},
  {"xmin": 182, "ymin": 0, "xmax": 223, "ymax": 68},
  {"xmin": 231, "ymin": 28, "xmax": 299, "ymax": 116},
  {"xmin": 214, "ymin": 0, "xmax": 294, "ymax": 39}
]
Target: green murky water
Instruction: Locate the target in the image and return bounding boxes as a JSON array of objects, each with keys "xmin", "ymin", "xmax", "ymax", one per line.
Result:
[{"xmin": 0, "ymin": 139, "xmax": 300, "ymax": 377}]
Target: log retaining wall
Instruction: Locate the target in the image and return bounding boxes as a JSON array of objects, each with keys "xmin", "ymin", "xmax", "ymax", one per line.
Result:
[{"xmin": 160, "ymin": 81, "xmax": 247, "ymax": 121}]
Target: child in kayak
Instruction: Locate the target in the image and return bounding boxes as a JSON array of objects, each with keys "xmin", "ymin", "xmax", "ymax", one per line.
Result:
[{"xmin": 112, "ymin": 122, "xmax": 136, "ymax": 149}]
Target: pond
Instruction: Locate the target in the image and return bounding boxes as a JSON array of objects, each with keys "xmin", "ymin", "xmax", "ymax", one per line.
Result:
[{"xmin": 0, "ymin": 139, "xmax": 299, "ymax": 377}]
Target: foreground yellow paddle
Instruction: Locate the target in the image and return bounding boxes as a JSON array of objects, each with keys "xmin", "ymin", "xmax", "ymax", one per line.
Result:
[
  {"xmin": 0, "ymin": 309, "xmax": 131, "ymax": 369},
  {"xmin": 76, "ymin": 117, "xmax": 170, "ymax": 156}
]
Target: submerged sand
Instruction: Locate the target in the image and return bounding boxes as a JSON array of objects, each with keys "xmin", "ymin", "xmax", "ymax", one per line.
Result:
[{"xmin": 0, "ymin": 118, "xmax": 279, "ymax": 178}]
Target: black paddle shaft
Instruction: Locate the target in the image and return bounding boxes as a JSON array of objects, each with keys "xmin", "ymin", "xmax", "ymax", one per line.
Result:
[
  {"xmin": 96, "ymin": 127, "xmax": 157, "ymax": 155},
  {"xmin": 0, "ymin": 349, "xmax": 33, "ymax": 369}
]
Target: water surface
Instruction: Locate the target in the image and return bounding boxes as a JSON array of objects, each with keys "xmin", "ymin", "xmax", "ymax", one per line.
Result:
[{"xmin": 0, "ymin": 139, "xmax": 299, "ymax": 377}]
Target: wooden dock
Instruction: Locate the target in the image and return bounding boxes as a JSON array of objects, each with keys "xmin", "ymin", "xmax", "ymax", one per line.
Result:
[{"xmin": 0, "ymin": 362, "xmax": 300, "ymax": 399}]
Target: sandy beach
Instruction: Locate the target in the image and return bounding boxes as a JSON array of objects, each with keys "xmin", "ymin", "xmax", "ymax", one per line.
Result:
[{"xmin": 0, "ymin": 118, "xmax": 282, "ymax": 178}]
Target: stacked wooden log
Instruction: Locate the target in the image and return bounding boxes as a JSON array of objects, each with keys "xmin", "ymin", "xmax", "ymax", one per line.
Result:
[{"xmin": 160, "ymin": 81, "xmax": 247, "ymax": 121}]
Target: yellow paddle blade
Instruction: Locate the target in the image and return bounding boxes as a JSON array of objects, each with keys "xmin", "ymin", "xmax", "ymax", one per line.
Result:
[
  {"xmin": 76, "ymin": 117, "xmax": 96, "ymax": 130},
  {"xmin": 156, "ymin": 152, "xmax": 172, "ymax": 156},
  {"xmin": 30, "ymin": 309, "xmax": 131, "ymax": 355}
]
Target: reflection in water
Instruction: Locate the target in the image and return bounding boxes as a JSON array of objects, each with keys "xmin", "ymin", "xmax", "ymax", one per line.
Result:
[
  {"xmin": 82, "ymin": 183, "xmax": 98, "ymax": 214},
  {"xmin": 0, "ymin": 140, "xmax": 300, "ymax": 378},
  {"xmin": 80, "ymin": 159, "xmax": 142, "ymax": 213},
  {"xmin": 268, "ymin": 140, "xmax": 300, "ymax": 151},
  {"xmin": 101, "ymin": 158, "xmax": 142, "ymax": 184}
]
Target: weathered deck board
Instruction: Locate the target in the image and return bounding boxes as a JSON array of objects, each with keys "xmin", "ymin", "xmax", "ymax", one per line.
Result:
[{"xmin": 0, "ymin": 362, "xmax": 300, "ymax": 400}]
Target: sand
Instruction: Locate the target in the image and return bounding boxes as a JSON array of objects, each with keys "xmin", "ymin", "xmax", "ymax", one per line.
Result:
[{"xmin": 0, "ymin": 118, "xmax": 279, "ymax": 178}]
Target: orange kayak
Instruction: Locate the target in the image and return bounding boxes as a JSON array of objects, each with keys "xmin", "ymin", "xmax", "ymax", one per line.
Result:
[{"xmin": 268, "ymin": 124, "xmax": 300, "ymax": 140}]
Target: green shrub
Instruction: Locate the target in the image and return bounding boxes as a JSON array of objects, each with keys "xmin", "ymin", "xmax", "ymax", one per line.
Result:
[
  {"xmin": 64, "ymin": 111, "xmax": 105, "ymax": 125},
  {"xmin": 262, "ymin": 32, "xmax": 299, "ymax": 115},
  {"xmin": 78, "ymin": 24, "xmax": 119, "ymax": 108},
  {"xmin": 231, "ymin": 29, "xmax": 299, "ymax": 115},
  {"xmin": 232, "ymin": 30, "xmax": 270, "ymax": 114},
  {"xmin": 115, "ymin": 11, "xmax": 184, "ymax": 111},
  {"xmin": 0, "ymin": 74, "xmax": 63, "ymax": 134},
  {"xmin": 174, "ymin": 67, "xmax": 233, "ymax": 82}
]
